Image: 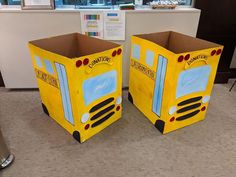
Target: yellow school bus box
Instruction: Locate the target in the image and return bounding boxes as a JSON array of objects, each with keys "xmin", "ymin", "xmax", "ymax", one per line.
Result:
[
  {"xmin": 28, "ymin": 33, "xmax": 123, "ymax": 143},
  {"xmin": 128, "ymin": 31, "xmax": 223, "ymax": 134}
]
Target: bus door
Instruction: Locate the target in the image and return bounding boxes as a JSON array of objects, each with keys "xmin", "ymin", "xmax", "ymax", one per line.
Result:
[
  {"xmin": 152, "ymin": 55, "xmax": 168, "ymax": 117},
  {"xmin": 55, "ymin": 63, "xmax": 74, "ymax": 125}
]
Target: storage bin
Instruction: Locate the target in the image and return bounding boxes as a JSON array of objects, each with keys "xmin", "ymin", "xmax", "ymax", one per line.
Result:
[
  {"xmin": 29, "ymin": 33, "xmax": 123, "ymax": 142},
  {"xmin": 128, "ymin": 31, "xmax": 223, "ymax": 133}
]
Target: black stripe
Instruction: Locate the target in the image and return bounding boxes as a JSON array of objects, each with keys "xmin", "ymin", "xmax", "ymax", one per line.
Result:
[
  {"xmin": 177, "ymin": 96, "xmax": 202, "ymax": 106},
  {"xmin": 90, "ymin": 105, "xmax": 115, "ymax": 121},
  {"xmin": 91, "ymin": 111, "xmax": 115, "ymax": 128},
  {"xmin": 176, "ymin": 110, "xmax": 200, "ymax": 121},
  {"xmin": 89, "ymin": 98, "xmax": 114, "ymax": 113},
  {"xmin": 177, "ymin": 103, "xmax": 201, "ymax": 113}
]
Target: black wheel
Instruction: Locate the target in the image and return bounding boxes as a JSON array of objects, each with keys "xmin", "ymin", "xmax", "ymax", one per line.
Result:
[
  {"xmin": 154, "ymin": 120, "xmax": 165, "ymax": 134},
  {"xmin": 72, "ymin": 131, "xmax": 81, "ymax": 143},
  {"xmin": 128, "ymin": 92, "xmax": 133, "ymax": 104},
  {"xmin": 42, "ymin": 103, "xmax": 49, "ymax": 116}
]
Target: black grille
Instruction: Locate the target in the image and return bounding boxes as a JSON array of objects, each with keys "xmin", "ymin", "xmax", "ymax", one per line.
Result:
[
  {"xmin": 176, "ymin": 110, "xmax": 200, "ymax": 121},
  {"xmin": 177, "ymin": 103, "xmax": 201, "ymax": 114},
  {"xmin": 89, "ymin": 97, "xmax": 114, "ymax": 113},
  {"xmin": 177, "ymin": 96, "xmax": 202, "ymax": 106},
  {"xmin": 90, "ymin": 104, "xmax": 115, "ymax": 121},
  {"xmin": 91, "ymin": 111, "xmax": 115, "ymax": 128}
]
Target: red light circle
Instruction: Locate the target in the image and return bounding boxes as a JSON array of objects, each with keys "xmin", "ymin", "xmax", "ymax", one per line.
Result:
[
  {"xmin": 112, "ymin": 50, "xmax": 117, "ymax": 57},
  {"xmin": 117, "ymin": 48, "xmax": 122, "ymax": 55},
  {"xmin": 211, "ymin": 50, "xmax": 216, "ymax": 56},
  {"xmin": 76, "ymin": 60, "xmax": 82, "ymax": 67},
  {"xmin": 83, "ymin": 58, "xmax": 89, "ymax": 65},
  {"xmin": 170, "ymin": 117, "xmax": 175, "ymax": 122},
  {"xmin": 185, "ymin": 54, "xmax": 190, "ymax": 60},
  {"xmin": 216, "ymin": 49, "xmax": 222, "ymax": 55},
  {"xmin": 85, "ymin": 124, "xmax": 90, "ymax": 130},
  {"xmin": 178, "ymin": 55, "xmax": 184, "ymax": 62},
  {"xmin": 116, "ymin": 106, "xmax": 121, "ymax": 111},
  {"xmin": 201, "ymin": 106, "xmax": 206, "ymax": 111}
]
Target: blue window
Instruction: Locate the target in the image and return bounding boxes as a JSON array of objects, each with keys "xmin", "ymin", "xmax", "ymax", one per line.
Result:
[
  {"xmin": 34, "ymin": 56, "xmax": 42, "ymax": 68},
  {"xmin": 55, "ymin": 63, "xmax": 74, "ymax": 125},
  {"xmin": 82, "ymin": 70, "xmax": 117, "ymax": 105},
  {"xmin": 146, "ymin": 50, "xmax": 154, "ymax": 67},
  {"xmin": 44, "ymin": 59, "xmax": 54, "ymax": 74},
  {"xmin": 152, "ymin": 55, "xmax": 167, "ymax": 117},
  {"xmin": 132, "ymin": 44, "xmax": 141, "ymax": 60},
  {"xmin": 176, "ymin": 65, "xmax": 211, "ymax": 98}
]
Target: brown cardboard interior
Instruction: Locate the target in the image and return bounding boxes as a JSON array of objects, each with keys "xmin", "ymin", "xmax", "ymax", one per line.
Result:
[
  {"xmin": 29, "ymin": 33, "xmax": 119, "ymax": 59},
  {"xmin": 135, "ymin": 31, "xmax": 221, "ymax": 54}
]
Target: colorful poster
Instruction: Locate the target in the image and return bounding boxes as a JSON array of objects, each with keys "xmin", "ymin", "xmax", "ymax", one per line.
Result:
[
  {"xmin": 80, "ymin": 11, "xmax": 104, "ymax": 39},
  {"xmin": 103, "ymin": 11, "xmax": 126, "ymax": 41}
]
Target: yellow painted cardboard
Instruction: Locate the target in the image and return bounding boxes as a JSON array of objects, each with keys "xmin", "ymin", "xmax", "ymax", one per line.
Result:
[
  {"xmin": 28, "ymin": 33, "xmax": 122, "ymax": 143},
  {"xmin": 128, "ymin": 31, "xmax": 223, "ymax": 134}
]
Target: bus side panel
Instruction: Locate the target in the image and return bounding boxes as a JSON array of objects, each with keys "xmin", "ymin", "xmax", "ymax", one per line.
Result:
[{"xmin": 128, "ymin": 36, "xmax": 172, "ymax": 125}]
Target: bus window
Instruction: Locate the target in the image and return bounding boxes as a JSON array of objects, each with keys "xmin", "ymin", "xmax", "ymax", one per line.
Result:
[
  {"xmin": 44, "ymin": 59, "xmax": 54, "ymax": 74},
  {"xmin": 132, "ymin": 44, "xmax": 141, "ymax": 60},
  {"xmin": 34, "ymin": 55, "xmax": 42, "ymax": 68},
  {"xmin": 176, "ymin": 65, "xmax": 211, "ymax": 98},
  {"xmin": 145, "ymin": 50, "xmax": 154, "ymax": 67},
  {"xmin": 55, "ymin": 63, "xmax": 74, "ymax": 125},
  {"xmin": 82, "ymin": 70, "xmax": 117, "ymax": 106},
  {"xmin": 152, "ymin": 55, "xmax": 168, "ymax": 117}
]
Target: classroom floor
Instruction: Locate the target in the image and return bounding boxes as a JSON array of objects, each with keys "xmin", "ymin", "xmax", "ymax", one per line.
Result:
[{"xmin": 0, "ymin": 81, "xmax": 236, "ymax": 177}]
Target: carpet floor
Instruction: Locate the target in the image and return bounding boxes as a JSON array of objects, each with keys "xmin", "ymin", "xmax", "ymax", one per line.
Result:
[{"xmin": 0, "ymin": 81, "xmax": 235, "ymax": 177}]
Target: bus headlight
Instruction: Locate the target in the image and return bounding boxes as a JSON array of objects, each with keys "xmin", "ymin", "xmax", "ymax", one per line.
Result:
[
  {"xmin": 116, "ymin": 96, "xmax": 122, "ymax": 105},
  {"xmin": 81, "ymin": 113, "xmax": 90, "ymax": 123},
  {"xmin": 202, "ymin": 96, "xmax": 210, "ymax": 103},
  {"xmin": 169, "ymin": 106, "xmax": 177, "ymax": 115}
]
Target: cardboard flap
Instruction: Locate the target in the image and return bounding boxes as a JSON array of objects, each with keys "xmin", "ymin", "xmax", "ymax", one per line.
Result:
[
  {"xmin": 29, "ymin": 33, "xmax": 120, "ymax": 59},
  {"xmin": 168, "ymin": 31, "xmax": 221, "ymax": 54},
  {"xmin": 134, "ymin": 31, "xmax": 221, "ymax": 54},
  {"xmin": 135, "ymin": 31, "xmax": 171, "ymax": 49}
]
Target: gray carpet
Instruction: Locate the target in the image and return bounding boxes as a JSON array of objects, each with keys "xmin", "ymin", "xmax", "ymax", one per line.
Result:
[{"xmin": 0, "ymin": 82, "xmax": 236, "ymax": 177}]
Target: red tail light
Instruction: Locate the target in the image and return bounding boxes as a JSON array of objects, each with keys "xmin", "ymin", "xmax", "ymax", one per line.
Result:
[
  {"xmin": 201, "ymin": 106, "xmax": 206, "ymax": 111},
  {"xmin": 170, "ymin": 117, "xmax": 175, "ymax": 122},
  {"xmin": 84, "ymin": 124, "xmax": 90, "ymax": 130},
  {"xmin": 211, "ymin": 50, "xmax": 216, "ymax": 56},
  {"xmin": 83, "ymin": 58, "xmax": 89, "ymax": 65},
  {"xmin": 178, "ymin": 55, "xmax": 184, "ymax": 62},
  {"xmin": 116, "ymin": 106, "xmax": 121, "ymax": 111},
  {"xmin": 216, "ymin": 49, "xmax": 222, "ymax": 55},
  {"xmin": 112, "ymin": 50, "xmax": 117, "ymax": 57},
  {"xmin": 184, "ymin": 54, "xmax": 190, "ymax": 60},
  {"xmin": 76, "ymin": 60, "xmax": 82, "ymax": 67},
  {"xmin": 117, "ymin": 48, "xmax": 122, "ymax": 55}
]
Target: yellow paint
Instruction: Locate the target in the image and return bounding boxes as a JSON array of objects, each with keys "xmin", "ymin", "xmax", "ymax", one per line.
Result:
[
  {"xmin": 129, "ymin": 35, "xmax": 223, "ymax": 134},
  {"xmin": 29, "ymin": 43, "xmax": 122, "ymax": 143}
]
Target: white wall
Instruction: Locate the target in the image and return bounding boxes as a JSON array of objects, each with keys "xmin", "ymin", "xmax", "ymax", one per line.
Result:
[{"xmin": 0, "ymin": 8, "xmax": 200, "ymax": 88}]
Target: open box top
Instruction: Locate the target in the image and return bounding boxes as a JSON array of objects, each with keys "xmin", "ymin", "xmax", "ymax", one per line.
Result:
[
  {"xmin": 134, "ymin": 31, "xmax": 221, "ymax": 54},
  {"xmin": 29, "ymin": 33, "xmax": 120, "ymax": 59}
]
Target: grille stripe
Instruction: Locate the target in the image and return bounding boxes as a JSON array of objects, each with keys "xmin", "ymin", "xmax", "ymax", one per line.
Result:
[
  {"xmin": 177, "ymin": 96, "xmax": 202, "ymax": 106},
  {"xmin": 89, "ymin": 98, "xmax": 114, "ymax": 113},
  {"xmin": 176, "ymin": 110, "xmax": 200, "ymax": 121},
  {"xmin": 90, "ymin": 105, "xmax": 115, "ymax": 121},
  {"xmin": 177, "ymin": 103, "xmax": 201, "ymax": 113},
  {"xmin": 91, "ymin": 111, "xmax": 115, "ymax": 128}
]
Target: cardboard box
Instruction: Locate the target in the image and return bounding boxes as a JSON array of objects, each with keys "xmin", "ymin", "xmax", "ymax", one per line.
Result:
[
  {"xmin": 128, "ymin": 31, "xmax": 223, "ymax": 134},
  {"xmin": 28, "ymin": 33, "xmax": 123, "ymax": 143}
]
